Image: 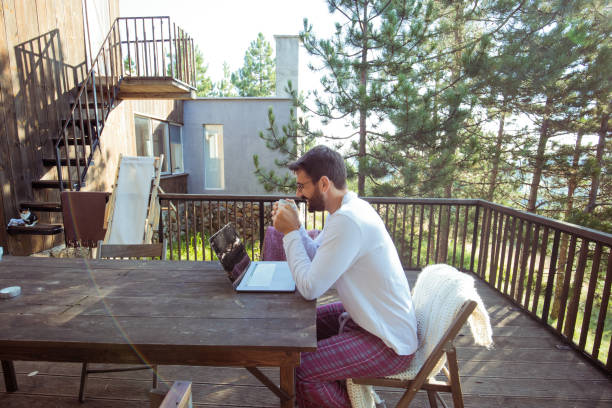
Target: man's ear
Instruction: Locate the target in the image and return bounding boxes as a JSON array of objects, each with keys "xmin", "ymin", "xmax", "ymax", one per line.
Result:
[{"xmin": 319, "ymin": 176, "xmax": 331, "ymax": 193}]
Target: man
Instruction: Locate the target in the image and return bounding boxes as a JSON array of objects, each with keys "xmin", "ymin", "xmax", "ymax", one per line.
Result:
[{"xmin": 273, "ymin": 145, "xmax": 417, "ymax": 408}]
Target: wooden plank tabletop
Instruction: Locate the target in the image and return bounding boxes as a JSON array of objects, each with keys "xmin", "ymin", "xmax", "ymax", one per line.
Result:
[
  {"xmin": 0, "ymin": 256, "xmax": 317, "ymax": 366},
  {"xmin": 1, "ymin": 268, "xmax": 611, "ymax": 407}
]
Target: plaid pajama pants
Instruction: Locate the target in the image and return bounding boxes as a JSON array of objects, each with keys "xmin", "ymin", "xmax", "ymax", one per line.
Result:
[{"xmin": 296, "ymin": 302, "xmax": 414, "ymax": 408}]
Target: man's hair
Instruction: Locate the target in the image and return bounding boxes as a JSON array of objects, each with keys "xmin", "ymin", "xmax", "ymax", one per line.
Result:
[{"xmin": 288, "ymin": 145, "xmax": 347, "ymax": 189}]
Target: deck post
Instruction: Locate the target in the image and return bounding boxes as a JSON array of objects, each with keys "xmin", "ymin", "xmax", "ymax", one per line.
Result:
[{"xmin": 470, "ymin": 204, "xmax": 480, "ymax": 273}]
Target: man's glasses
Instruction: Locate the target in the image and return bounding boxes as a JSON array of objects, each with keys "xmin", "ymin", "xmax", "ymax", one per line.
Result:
[{"xmin": 296, "ymin": 180, "xmax": 313, "ymax": 192}]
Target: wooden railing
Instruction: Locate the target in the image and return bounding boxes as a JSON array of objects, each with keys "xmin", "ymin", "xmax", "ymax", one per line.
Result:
[
  {"xmin": 473, "ymin": 200, "xmax": 612, "ymax": 375},
  {"xmin": 55, "ymin": 17, "xmax": 195, "ymax": 191},
  {"xmin": 158, "ymin": 193, "xmax": 611, "ymax": 374}
]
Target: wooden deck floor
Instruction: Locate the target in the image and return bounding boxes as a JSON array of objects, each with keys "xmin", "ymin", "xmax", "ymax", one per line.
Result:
[{"xmin": 1, "ymin": 270, "xmax": 610, "ymax": 407}]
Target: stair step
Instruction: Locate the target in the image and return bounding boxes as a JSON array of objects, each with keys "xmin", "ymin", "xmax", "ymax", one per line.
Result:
[
  {"xmin": 61, "ymin": 118, "xmax": 99, "ymax": 128},
  {"xmin": 52, "ymin": 136, "xmax": 93, "ymax": 146},
  {"xmin": 69, "ymin": 100, "xmax": 110, "ymax": 109},
  {"xmin": 85, "ymin": 78, "xmax": 115, "ymax": 90},
  {"xmin": 20, "ymin": 201, "xmax": 62, "ymax": 212},
  {"xmin": 7, "ymin": 224, "xmax": 63, "ymax": 235},
  {"xmin": 32, "ymin": 180, "xmax": 71, "ymax": 189},
  {"xmin": 43, "ymin": 158, "xmax": 87, "ymax": 167}
]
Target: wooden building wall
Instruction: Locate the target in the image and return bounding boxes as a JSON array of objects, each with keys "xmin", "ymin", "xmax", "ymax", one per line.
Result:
[
  {"xmin": 0, "ymin": 0, "xmax": 183, "ymax": 254},
  {"xmin": 83, "ymin": 99, "xmax": 183, "ymax": 193},
  {"xmin": 0, "ymin": 0, "xmax": 92, "ymax": 252}
]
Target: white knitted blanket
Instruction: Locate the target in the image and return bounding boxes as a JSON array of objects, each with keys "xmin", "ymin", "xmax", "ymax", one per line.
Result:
[{"xmin": 347, "ymin": 264, "xmax": 493, "ymax": 408}]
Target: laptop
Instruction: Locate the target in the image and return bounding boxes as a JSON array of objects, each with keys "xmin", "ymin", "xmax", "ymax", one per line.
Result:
[{"xmin": 209, "ymin": 223, "xmax": 295, "ymax": 292}]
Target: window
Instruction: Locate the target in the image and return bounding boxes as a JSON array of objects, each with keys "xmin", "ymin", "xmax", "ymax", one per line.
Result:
[
  {"xmin": 169, "ymin": 124, "xmax": 184, "ymax": 173},
  {"xmin": 134, "ymin": 116, "xmax": 152, "ymax": 156},
  {"xmin": 204, "ymin": 124, "xmax": 224, "ymax": 189},
  {"xmin": 152, "ymin": 119, "xmax": 170, "ymax": 173},
  {"xmin": 134, "ymin": 115, "xmax": 183, "ymax": 174}
]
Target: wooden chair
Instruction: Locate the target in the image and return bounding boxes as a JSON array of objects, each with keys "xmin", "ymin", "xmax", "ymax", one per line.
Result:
[
  {"xmin": 60, "ymin": 191, "xmax": 110, "ymax": 250},
  {"xmin": 78, "ymin": 241, "xmax": 167, "ymax": 402},
  {"xmin": 351, "ymin": 301, "xmax": 477, "ymax": 408},
  {"xmin": 150, "ymin": 381, "xmax": 192, "ymax": 408},
  {"xmin": 348, "ymin": 264, "xmax": 492, "ymax": 408}
]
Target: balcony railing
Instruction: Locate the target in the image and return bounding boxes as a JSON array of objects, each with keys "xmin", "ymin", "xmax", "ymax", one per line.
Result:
[
  {"xmin": 117, "ymin": 16, "xmax": 196, "ymax": 85},
  {"xmin": 158, "ymin": 193, "xmax": 612, "ymax": 374},
  {"xmin": 56, "ymin": 16, "xmax": 195, "ymax": 191}
]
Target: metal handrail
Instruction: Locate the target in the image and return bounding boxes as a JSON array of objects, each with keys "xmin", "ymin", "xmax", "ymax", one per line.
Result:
[{"xmin": 55, "ymin": 17, "xmax": 196, "ymax": 191}]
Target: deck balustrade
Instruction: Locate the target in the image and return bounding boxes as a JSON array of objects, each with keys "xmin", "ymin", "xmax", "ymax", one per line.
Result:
[{"xmin": 158, "ymin": 193, "xmax": 612, "ymax": 375}]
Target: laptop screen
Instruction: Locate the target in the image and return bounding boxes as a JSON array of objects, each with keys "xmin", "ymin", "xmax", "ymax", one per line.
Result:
[{"xmin": 209, "ymin": 223, "xmax": 251, "ymax": 282}]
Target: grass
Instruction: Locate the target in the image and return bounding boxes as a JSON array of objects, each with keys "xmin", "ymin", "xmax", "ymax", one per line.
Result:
[{"xmin": 167, "ymin": 232, "xmax": 261, "ymax": 261}]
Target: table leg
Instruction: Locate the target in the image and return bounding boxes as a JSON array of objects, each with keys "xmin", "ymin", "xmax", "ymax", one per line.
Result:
[
  {"xmin": 279, "ymin": 365, "xmax": 295, "ymax": 408},
  {"xmin": 2, "ymin": 360, "xmax": 18, "ymax": 392}
]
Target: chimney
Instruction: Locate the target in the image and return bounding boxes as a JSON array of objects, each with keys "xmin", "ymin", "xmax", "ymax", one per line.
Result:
[{"xmin": 274, "ymin": 35, "xmax": 299, "ymax": 98}]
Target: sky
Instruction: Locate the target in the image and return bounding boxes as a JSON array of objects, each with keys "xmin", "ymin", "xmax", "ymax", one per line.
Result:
[
  {"xmin": 118, "ymin": 0, "xmax": 338, "ymax": 88},
  {"xmin": 117, "ymin": 0, "xmax": 589, "ymax": 148}
]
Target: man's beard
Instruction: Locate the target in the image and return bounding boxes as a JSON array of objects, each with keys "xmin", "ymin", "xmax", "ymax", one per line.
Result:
[{"xmin": 307, "ymin": 186, "xmax": 325, "ymax": 212}]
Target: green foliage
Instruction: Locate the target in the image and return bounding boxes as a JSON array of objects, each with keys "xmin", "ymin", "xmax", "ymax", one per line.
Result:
[
  {"xmin": 567, "ymin": 207, "xmax": 612, "ymax": 234},
  {"xmin": 300, "ymin": 0, "xmax": 432, "ymax": 195},
  {"xmin": 252, "ymin": 0, "xmax": 611, "ymax": 236},
  {"xmin": 194, "ymin": 46, "xmax": 213, "ymax": 96},
  {"xmin": 123, "ymin": 57, "xmax": 136, "ymax": 75},
  {"xmin": 253, "ymin": 81, "xmax": 318, "ymax": 193},
  {"xmin": 210, "ymin": 62, "xmax": 237, "ymax": 97},
  {"xmin": 231, "ymin": 33, "xmax": 276, "ymax": 97},
  {"xmin": 168, "ymin": 231, "xmax": 261, "ymax": 261}
]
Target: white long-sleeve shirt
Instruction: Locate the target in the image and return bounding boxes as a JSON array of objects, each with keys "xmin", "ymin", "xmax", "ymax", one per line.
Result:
[{"xmin": 283, "ymin": 192, "xmax": 418, "ymax": 355}]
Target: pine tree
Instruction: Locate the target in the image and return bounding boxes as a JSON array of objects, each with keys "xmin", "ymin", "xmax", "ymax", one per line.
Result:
[
  {"xmin": 210, "ymin": 62, "xmax": 237, "ymax": 97},
  {"xmin": 252, "ymin": 82, "xmax": 319, "ymax": 193},
  {"xmin": 467, "ymin": 0, "xmax": 605, "ymax": 217},
  {"xmin": 124, "ymin": 57, "xmax": 136, "ymax": 75},
  {"xmin": 194, "ymin": 46, "xmax": 213, "ymax": 97},
  {"xmin": 300, "ymin": 0, "xmax": 429, "ymax": 195},
  {"xmin": 375, "ymin": 0, "xmax": 501, "ymax": 198},
  {"xmin": 231, "ymin": 33, "xmax": 276, "ymax": 97}
]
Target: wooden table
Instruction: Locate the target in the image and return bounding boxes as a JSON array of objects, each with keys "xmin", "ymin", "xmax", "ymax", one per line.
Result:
[{"xmin": 0, "ymin": 256, "xmax": 316, "ymax": 407}]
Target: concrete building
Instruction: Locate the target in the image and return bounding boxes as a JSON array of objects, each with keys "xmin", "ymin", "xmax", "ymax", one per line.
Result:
[{"xmin": 182, "ymin": 35, "xmax": 300, "ymax": 194}]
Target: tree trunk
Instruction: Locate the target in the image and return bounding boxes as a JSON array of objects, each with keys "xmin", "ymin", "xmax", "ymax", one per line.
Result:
[
  {"xmin": 487, "ymin": 109, "xmax": 506, "ymax": 201},
  {"xmin": 436, "ymin": 183, "xmax": 452, "ymax": 263},
  {"xmin": 357, "ymin": 4, "xmax": 368, "ymax": 196},
  {"xmin": 526, "ymin": 97, "xmax": 552, "ymax": 213},
  {"xmin": 435, "ymin": 2, "xmax": 463, "ymax": 263},
  {"xmin": 586, "ymin": 108, "xmax": 609, "ymax": 213},
  {"xmin": 551, "ymin": 131, "xmax": 582, "ymax": 320}
]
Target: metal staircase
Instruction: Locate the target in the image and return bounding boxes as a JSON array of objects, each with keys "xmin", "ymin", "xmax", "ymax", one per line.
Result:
[{"xmin": 7, "ymin": 16, "xmax": 196, "ymax": 240}]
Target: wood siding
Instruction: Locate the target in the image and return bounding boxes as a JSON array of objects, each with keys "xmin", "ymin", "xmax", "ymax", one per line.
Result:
[
  {"xmin": 0, "ymin": 0, "xmax": 183, "ymax": 254},
  {"xmin": 82, "ymin": 99, "xmax": 183, "ymax": 194},
  {"xmin": 160, "ymin": 173, "xmax": 188, "ymax": 194},
  {"xmin": 0, "ymin": 0, "xmax": 89, "ymax": 252}
]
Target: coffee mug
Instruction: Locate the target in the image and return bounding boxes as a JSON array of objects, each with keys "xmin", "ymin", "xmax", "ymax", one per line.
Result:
[{"xmin": 278, "ymin": 199, "xmax": 298, "ymax": 211}]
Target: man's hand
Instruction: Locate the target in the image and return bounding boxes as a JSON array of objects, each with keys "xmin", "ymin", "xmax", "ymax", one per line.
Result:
[{"xmin": 273, "ymin": 200, "xmax": 300, "ymax": 235}]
